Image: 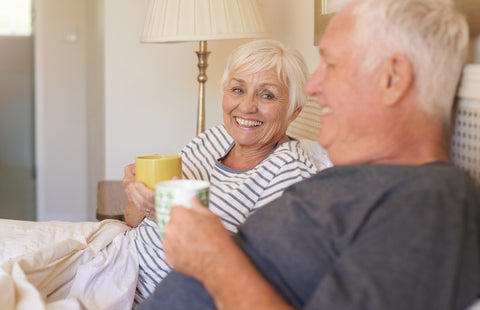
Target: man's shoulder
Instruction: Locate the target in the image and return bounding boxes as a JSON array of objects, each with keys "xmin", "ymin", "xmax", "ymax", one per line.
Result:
[
  {"xmin": 270, "ymin": 162, "xmax": 479, "ymax": 237},
  {"xmin": 307, "ymin": 161, "xmax": 464, "ymax": 183},
  {"xmin": 289, "ymin": 162, "xmax": 477, "ymax": 201}
]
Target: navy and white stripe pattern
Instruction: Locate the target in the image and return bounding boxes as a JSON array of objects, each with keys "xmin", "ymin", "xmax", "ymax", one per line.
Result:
[
  {"xmin": 130, "ymin": 218, "xmax": 169, "ymax": 306},
  {"xmin": 132, "ymin": 125, "xmax": 318, "ymax": 305}
]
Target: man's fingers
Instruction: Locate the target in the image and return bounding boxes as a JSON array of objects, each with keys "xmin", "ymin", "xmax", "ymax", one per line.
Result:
[{"xmin": 190, "ymin": 196, "xmax": 206, "ymax": 209}]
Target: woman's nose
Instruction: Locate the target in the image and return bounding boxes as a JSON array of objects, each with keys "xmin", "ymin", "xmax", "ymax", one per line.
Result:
[{"xmin": 238, "ymin": 95, "xmax": 258, "ymax": 112}]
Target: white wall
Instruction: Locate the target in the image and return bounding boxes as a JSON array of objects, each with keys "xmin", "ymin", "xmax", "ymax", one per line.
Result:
[
  {"xmin": 35, "ymin": 0, "xmax": 88, "ymax": 221},
  {"xmin": 262, "ymin": 0, "xmax": 319, "ymax": 70},
  {"xmin": 86, "ymin": 0, "xmax": 105, "ymax": 220},
  {"xmin": 104, "ymin": 0, "xmax": 210, "ymax": 180}
]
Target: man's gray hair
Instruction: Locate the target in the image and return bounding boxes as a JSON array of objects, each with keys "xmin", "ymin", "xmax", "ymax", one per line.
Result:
[
  {"xmin": 341, "ymin": 0, "xmax": 469, "ymax": 124},
  {"xmin": 220, "ymin": 39, "xmax": 309, "ymax": 117}
]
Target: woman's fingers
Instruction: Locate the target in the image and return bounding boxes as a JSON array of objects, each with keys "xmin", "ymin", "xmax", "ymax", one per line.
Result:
[
  {"xmin": 129, "ymin": 182, "xmax": 156, "ymax": 216},
  {"xmin": 123, "ymin": 163, "xmax": 136, "ymax": 201}
]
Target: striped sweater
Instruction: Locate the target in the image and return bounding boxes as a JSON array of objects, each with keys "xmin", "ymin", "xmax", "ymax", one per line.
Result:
[
  {"xmin": 131, "ymin": 125, "xmax": 318, "ymax": 305},
  {"xmin": 181, "ymin": 125, "xmax": 318, "ymax": 232}
]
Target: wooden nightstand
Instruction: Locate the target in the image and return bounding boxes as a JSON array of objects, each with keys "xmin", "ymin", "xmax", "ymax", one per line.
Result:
[{"xmin": 96, "ymin": 181, "xmax": 127, "ymax": 221}]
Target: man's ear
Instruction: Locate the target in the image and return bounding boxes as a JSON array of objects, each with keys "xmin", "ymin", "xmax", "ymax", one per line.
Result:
[{"xmin": 379, "ymin": 54, "xmax": 413, "ymax": 106}]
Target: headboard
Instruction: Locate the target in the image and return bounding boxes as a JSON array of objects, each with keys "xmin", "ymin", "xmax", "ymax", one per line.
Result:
[
  {"xmin": 450, "ymin": 64, "xmax": 480, "ymax": 188},
  {"xmin": 286, "ymin": 98, "xmax": 324, "ymax": 141}
]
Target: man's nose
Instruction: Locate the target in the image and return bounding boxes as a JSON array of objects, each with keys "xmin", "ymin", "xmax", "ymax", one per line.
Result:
[{"xmin": 305, "ymin": 65, "xmax": 324, "ymax": 96}]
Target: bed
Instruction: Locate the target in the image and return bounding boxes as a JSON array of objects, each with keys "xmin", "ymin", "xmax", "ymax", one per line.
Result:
[{"xmin": 0, "ymin": 219, "xmax": 138, "ymax": 310}]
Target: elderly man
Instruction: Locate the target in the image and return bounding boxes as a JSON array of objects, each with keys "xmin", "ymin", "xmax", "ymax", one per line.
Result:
[{"xmin": 138, "ymin": 0, "xmax": 480, "ymax": 309}]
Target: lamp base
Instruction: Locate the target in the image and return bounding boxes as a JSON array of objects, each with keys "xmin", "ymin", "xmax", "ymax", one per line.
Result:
[{"xmin": 195, "ymin": 41, "xmax": 210, "ymax": 135}]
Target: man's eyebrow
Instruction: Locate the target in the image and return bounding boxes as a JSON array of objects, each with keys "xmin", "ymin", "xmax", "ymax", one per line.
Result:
[{"xmin": 319, "ymin": 48, "xmax": 330, "ymax": 59}]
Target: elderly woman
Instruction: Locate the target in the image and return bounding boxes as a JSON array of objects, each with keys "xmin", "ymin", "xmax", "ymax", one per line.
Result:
[{"xmin": 123, "ymin": 39, "xmax": 327, "ymax": 305}]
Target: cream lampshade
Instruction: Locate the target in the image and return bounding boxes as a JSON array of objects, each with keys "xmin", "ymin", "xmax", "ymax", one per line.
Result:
[{"xmin": 141, "ymin": 0, "xmax": 270, "ymax": 135}]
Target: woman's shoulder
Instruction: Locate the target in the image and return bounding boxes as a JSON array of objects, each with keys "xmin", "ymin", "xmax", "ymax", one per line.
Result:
[
  {"xmin": 271, "ymin": 139, "xmax": 333, "ymax": 172},
  {"xmin": 202, "ymin": 124, "xmax": 229, "ymax": 138},
  {"xmin": 182, "ymin": 125, "xmax": 233, "ymax": 153}
]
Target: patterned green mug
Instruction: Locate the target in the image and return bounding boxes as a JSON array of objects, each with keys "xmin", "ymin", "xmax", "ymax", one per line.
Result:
[{"xmin": 155, "ymin": 179, "xmax": 210, "ymax": 239}]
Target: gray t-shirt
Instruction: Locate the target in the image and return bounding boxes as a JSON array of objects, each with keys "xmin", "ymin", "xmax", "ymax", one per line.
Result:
[{"xmin": 138, "ymin": 162, "xmax": 480, "ymax": 310}]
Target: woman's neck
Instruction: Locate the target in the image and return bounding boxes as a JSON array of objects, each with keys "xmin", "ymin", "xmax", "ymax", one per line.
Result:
[{"xmin": 221, "ymin": 135, "xmax": 290, "ymax": 170}]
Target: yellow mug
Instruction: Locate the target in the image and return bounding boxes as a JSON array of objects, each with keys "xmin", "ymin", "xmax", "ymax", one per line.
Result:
[{"xmin": 135, "ymin": 155, "xmax": 182, "ymax": 189}]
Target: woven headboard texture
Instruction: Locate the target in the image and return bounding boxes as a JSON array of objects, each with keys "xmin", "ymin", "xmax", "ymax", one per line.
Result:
[
  {"xmin": 287, "ymin": 98, "xmax": 324, "ymax": 141},
  {"xmin": 450, "ymin": 64, "xmax": 480, "ymax": 188}
]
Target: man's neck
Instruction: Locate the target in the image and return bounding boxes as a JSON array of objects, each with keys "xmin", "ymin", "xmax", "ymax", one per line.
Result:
[{"xmin": 330, "ymin": 113, "xmax": 449, "ymax": 166}]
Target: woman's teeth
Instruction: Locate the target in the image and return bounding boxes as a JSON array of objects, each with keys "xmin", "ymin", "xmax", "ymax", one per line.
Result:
[{"xmin": 235, "ymin": 117, "xmax": 263, "ymax": 127}]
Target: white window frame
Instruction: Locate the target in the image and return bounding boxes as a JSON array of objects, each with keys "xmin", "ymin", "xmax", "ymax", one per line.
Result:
[{"xmin": 0, "ymin": 0, "xmax": 32, "ymax": 36}]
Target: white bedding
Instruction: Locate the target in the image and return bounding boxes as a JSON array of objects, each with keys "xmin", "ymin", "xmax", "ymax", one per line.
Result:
[
  {"xmin": 0, "ymin": 219, "xmax": 139, "ymax": 310},
  {"xmin": 0, "ymin": 140, "xmax": 332, "ymax": 310}
]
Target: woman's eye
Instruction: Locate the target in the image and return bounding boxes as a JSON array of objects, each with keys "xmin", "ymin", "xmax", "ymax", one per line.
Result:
[
  {"xmin": 261, "ymin": 92, "xmax": 274, "ymax": 100},
  {"xmin": 232, "ymin": 88, "xmax": 243, "ymax": 94}
]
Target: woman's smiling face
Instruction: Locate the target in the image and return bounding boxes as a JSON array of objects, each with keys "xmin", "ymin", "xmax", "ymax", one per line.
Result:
[{"xmin": 222, "ymin": 67, "xmax": 294, "ymax": 150}]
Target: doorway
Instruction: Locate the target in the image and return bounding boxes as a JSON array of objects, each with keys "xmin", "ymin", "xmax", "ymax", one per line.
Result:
[{"xmin": 0, "ymin": 0, "xmax": 36, "ymax": 220}]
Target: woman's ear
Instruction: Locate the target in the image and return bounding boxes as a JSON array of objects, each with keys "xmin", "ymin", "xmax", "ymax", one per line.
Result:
[
  {"xmin": 379, "ymin": 54, "xmax": 414, "ymax": 106},
  {"xmin": 289, "ymin": 107, "xmax": 302, "ymax": 122}
]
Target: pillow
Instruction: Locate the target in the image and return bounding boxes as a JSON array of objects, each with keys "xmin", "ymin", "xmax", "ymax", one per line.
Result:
[{"xmin": 299, "ymin": 139, "xmax": 333, "ymax": 171}]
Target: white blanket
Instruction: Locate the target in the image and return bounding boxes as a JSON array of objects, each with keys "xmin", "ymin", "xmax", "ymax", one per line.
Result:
[{"xmin": 0, "ymin": 219, "xmax": 139, "ymax": 310}]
